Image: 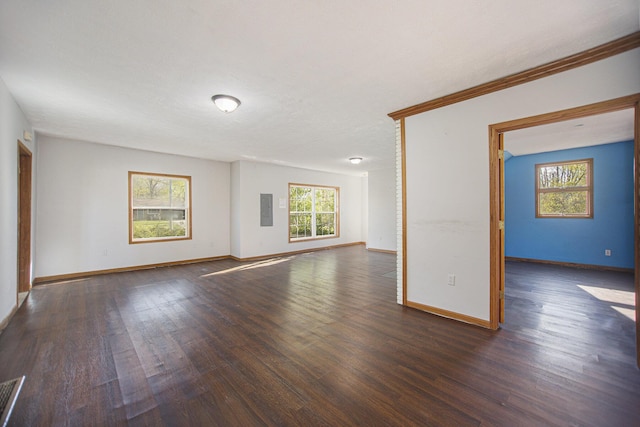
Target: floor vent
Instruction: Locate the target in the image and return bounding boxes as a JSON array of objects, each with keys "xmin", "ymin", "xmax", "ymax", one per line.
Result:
[{"xmin": 0, "ymin": 376, "xmax": 25, "ymax": 427}]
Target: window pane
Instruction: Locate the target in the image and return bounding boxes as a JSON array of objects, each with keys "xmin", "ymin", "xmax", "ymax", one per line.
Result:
[
  {"xmin": 315, "ymin": 188, "xmax": 335, "ymax": 212},
  {"xmin": 290, "ymin": 187, "xmax": 312, "ymax": 213},
  {"xmin": 133, "ymin": 219, "xmax": 186, "ymax": 239},
  {"xmin": 539, "ymin": 191, "xmax": 588, "ymax": 216},
  {"xmin": 538, "ymin": 162, "xmax": 588, "ymax": 189},
  {"xmin": 289, "ymin": 213, "xmax": 312, "ymax": 239},
  {"xmin": 130, "ymin": 173, "xmax": 190, "ymax": 242},
  {"xmin": 316, "ymin": 213, "xmax": 335, "ymax": 236}
]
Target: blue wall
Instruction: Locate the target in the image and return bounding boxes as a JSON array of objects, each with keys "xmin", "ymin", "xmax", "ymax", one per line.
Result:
[{"xmin": 505, "ymin": 140, "xmax": 634, "ymax": 269}]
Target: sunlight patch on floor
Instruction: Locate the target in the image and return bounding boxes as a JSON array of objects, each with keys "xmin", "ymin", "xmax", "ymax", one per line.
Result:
[
  {"xmin": 200, "ymin": 256, "xmax": 295, "ymax": 277},
  {"xmin": 577, "ymin": 284, "xmax": 635, "ymax": 321},
  {"xmin": 611, "ymin": 306, "xmax": 636, "ymax": 321}
]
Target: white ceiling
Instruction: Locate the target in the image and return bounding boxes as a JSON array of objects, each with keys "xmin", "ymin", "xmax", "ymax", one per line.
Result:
[
  {"xmin": 0, "ymin": 1, "xmax": 638, "ymax": 175},
  {"xmin": 505, "ymin": 109, "xmax": 635, "ymax": 156}
]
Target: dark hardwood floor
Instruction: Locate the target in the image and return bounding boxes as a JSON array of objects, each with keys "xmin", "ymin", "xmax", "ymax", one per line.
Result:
[{"xmin": 0, "ymin": 247, "xmax": 638, "ymax": 426}]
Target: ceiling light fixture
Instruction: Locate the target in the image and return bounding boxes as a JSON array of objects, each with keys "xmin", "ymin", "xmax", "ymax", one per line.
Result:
[
  {"xmin": 349, "ymin": 157, "xmax": 363, "ymax": 164},
  {"xmin": 211, "ymin": 94, "xmax": 241, "ymax": 113}
]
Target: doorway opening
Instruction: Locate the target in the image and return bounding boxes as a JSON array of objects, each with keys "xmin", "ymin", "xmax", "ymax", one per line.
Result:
[
  {"xmin": 18, "ymin": 141, "xmax": 32, "ymax": 302},
  {"xmin": 489, "ymin": 94, "xmax": 640, "ymax": 366}
]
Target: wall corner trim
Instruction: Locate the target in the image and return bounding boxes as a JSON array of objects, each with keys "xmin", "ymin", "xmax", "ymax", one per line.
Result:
[{"xmin": 366, "ymin": 248, "xmax": 397, "ymax": 255}]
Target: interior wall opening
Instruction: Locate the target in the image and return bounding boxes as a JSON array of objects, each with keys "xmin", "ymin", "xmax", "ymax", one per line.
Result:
[
  {"xmin": 488, "ymin": 94, "xmax": 640, "ymax": 366},
  {"xmin": 500, "ymin": 110, "xmax": 636, "ymax": 367}
]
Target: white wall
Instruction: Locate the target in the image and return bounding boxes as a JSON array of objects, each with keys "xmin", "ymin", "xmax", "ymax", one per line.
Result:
[
  {"xmin": 403, "ymin": 48, "xmax": 640, "ymax": 322},
  {"xmin": 35, "ymin": 136, "xmax": 230, "ymax": 278},
  {"xmin": 367, "ymin": 168, "xmax": 396, "ymax": 252},
  {"xmin": 0, "ymin": 77, "xmax": 34, "ymax": 324},
  {"xmin": 231, "ymin": 160, "xmax": 365, "ymax": 259}
]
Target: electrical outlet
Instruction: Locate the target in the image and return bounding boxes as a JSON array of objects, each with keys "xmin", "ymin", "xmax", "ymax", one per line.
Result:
[
  {"xmin": 447, "ymin": 274, "xmax": 455, "ymax": 286},
  {"xmin": 604, "ymin": 249, "xmax": 611, "ymax": 256}
]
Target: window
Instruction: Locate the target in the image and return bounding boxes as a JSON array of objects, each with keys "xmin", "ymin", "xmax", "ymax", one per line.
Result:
[
  {"xmin": 535, "ymin": 158, "xmax": 593, "ymax": 218},
  {"xmin": 289, "ymin": 183, "xmax": 339, "ymax": 241},
  {"xmin": 129, "ymin": 171, "xmax": 192, "ymax": 243}
]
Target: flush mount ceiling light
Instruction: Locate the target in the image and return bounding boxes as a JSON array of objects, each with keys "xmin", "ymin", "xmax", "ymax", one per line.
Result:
[
  {"xmin": 349, "ymin": 157, "xmax": 363, "ymax": 164},
  {"xmin": 211, "ymin": 94, "xmax": 241, "ymax": 113}
]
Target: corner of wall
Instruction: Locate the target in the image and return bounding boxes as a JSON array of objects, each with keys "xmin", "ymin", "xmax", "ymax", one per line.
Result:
[
  {"xmin": 395, "ymin": 120, "xmax": 403, "ymax": 305},
  {"xmin": 230, "ymin": 161, "xmax": 242, "ymax": 258}
]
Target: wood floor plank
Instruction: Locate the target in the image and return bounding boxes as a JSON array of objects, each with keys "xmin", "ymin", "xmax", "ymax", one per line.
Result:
[{"xmin": 0, "ymin": 248, "xmax": 638, "ymax": 426}]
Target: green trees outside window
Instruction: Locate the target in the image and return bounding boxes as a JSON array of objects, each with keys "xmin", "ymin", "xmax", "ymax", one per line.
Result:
[
  {"xmin": 535, "ymin": 159, "xmax": 593, "ymax": 218},
  {"xmin": 129, "ymin": 172, "xmax": 191, "ymax": 243},
  {"xmin": 289, "ymin": 184, "xmax": 339, "ymax": 241}
]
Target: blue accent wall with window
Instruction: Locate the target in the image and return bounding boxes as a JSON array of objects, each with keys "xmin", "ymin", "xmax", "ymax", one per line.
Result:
[{"xmin": 505, "ymin": 140, "xmax": 634, "ymax": 269}]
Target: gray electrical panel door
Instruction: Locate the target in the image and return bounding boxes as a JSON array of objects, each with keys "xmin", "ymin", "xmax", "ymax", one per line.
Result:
[{"xmin": 260, "ymin": 193, "xmax": 273, "ymax": 226}]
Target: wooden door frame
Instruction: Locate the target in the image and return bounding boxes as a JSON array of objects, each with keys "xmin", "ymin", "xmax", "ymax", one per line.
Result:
[
  {"xmin": 489, "ymin": 93, "xmax": 640, "ymax": 366},
  {"xmin": 18, "ymin": 141, "xmax": 32, "ymax": 295}
]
